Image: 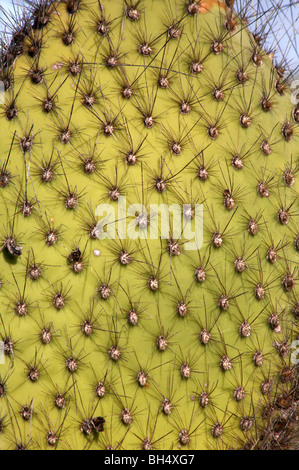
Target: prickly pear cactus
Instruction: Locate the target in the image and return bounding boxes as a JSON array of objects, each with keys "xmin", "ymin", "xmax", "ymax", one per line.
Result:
[{"xmin": 0, "ymin": 0, "xmax": 298, "ymax": 450}]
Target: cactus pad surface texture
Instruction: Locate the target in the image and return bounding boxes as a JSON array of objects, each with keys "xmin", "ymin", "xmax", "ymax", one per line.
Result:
[{"xmin": 0, "ymin": 0, "xmax": 298, "ymax": 450}]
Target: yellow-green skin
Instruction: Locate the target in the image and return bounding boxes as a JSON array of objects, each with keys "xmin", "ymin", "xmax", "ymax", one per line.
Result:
[{"xmin": 0, "ymin": 0, "xmax": 298, "ymax": 450}]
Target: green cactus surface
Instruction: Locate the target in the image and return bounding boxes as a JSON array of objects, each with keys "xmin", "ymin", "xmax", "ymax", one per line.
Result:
[{"xmin": 0, "ymin": 0, "xmax": 298, "ymax": 450}]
